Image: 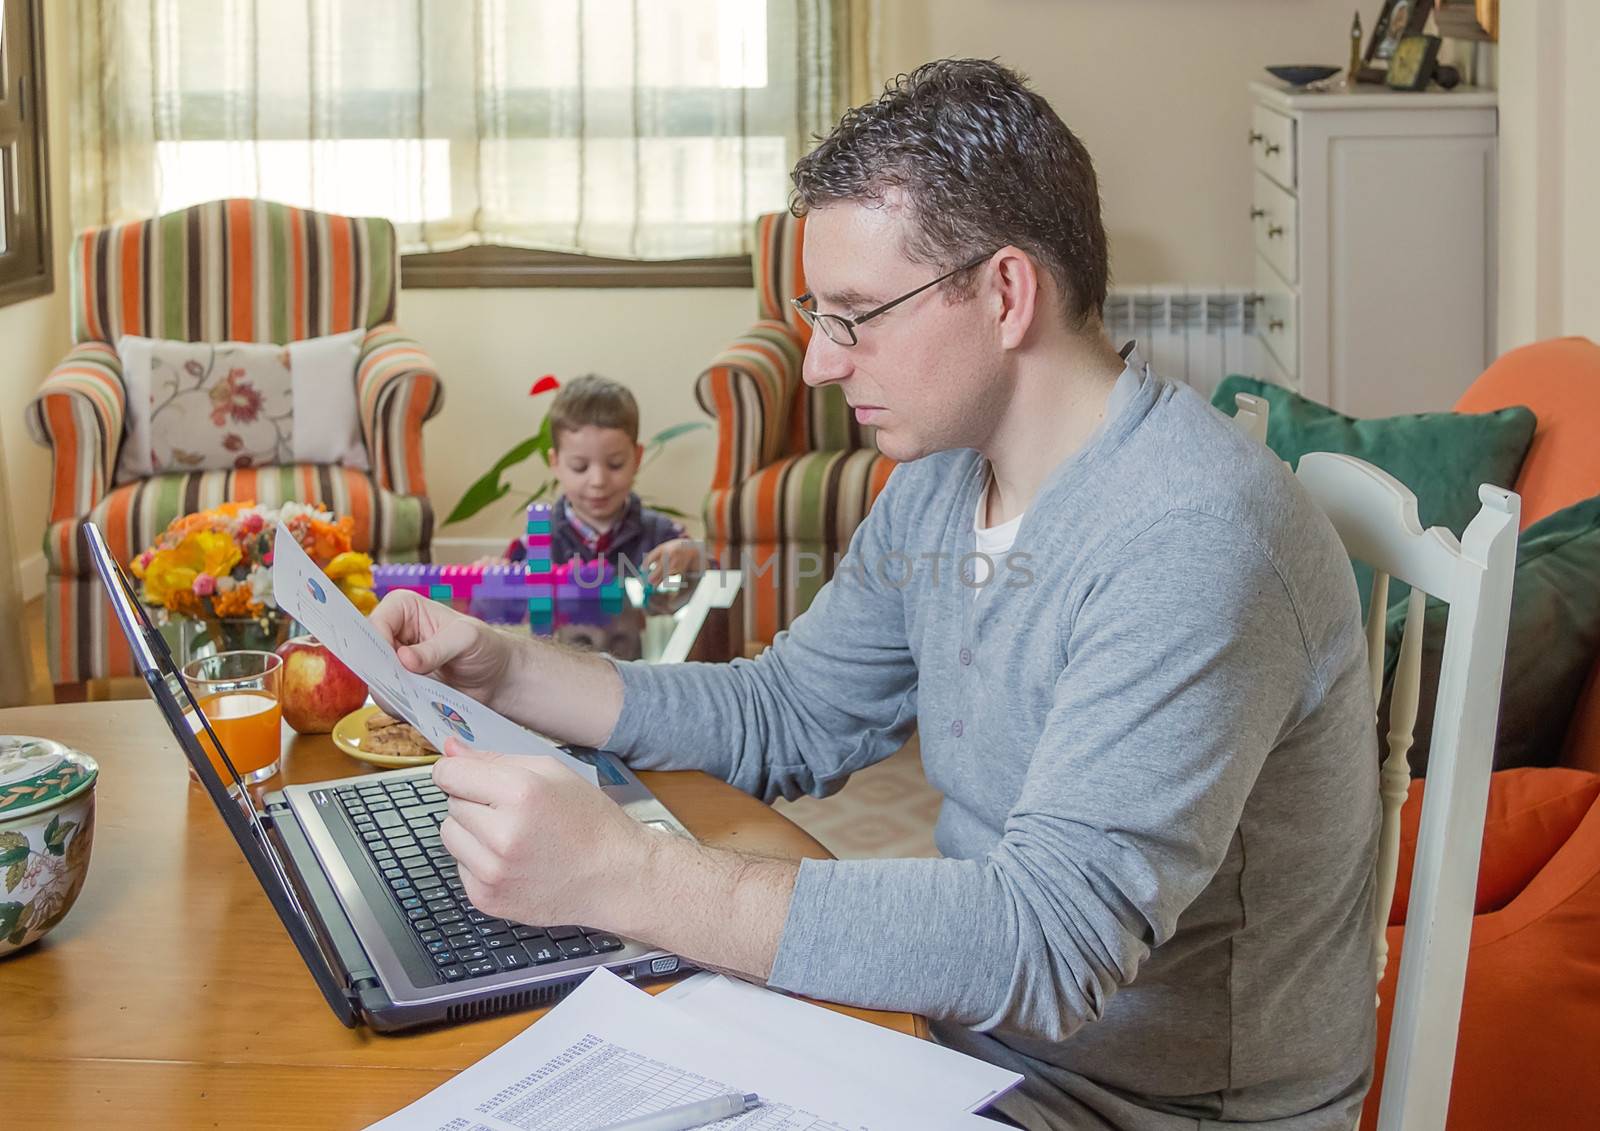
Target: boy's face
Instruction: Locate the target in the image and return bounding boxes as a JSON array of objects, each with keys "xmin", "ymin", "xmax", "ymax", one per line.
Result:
[{"xmin": 549, "ymin": 425, "xmax": 644, "ymax": 528}]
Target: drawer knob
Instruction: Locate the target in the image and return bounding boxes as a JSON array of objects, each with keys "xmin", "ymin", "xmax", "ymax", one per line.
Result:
[
  {"xmin": 1250, "ymin": 207, "xmax": 1267, "ymax": 220},
  {"xmin": 1249, "ymin": 130, "xmax": 1265, "ymax": 145},
  {"xmin": 1269, "ymin": 318, "xmax": 1285, "ymax": 333},
  {"xmin": 1264, "ymin": 142, "xmax": 1282, "ymax": 156},
  {"xmin": 1267, "ymin": 224, "xmax": 1285, "ymax": 239}
]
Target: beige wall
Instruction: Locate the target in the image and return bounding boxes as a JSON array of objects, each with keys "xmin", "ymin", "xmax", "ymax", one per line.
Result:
[
  {"xmin": 877, "ymin": 0, "xmax": 1363, "ymax": 284},
  {"xmin": 0, "ymin": 1, "xmax": 73, "ymax": 588},
  {"xmin": 1497, "ymin": 0, "xmax": 1600, "ymax": 351}
]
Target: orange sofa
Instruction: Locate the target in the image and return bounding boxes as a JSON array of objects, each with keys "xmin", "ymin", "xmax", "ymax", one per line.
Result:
[{"xmin": 1364, "ymin": 337, "xmax": 1600, "ymax": 1128}]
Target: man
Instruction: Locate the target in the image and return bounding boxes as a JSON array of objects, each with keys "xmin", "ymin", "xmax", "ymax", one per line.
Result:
[{"xmin": 375, "ymin": 59, "xmax": 1380, "ymax": 1130}]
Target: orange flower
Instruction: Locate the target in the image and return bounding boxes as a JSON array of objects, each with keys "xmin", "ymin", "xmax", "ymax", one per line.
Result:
[
  {"xmin": 212, "ymin": 583, "xmax": 264, "ymax": 619},
  {"xmin": 303, "ymin": 518, "xmax": 353, "ymax": 564},
  {"xmin": 167, "ymin": 590, "xmax": 204, "ymax": 618}
]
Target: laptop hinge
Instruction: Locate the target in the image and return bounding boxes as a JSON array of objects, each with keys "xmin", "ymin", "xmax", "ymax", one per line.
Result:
[{"xmin": 265, "ymin": 797, "xmax": 381, "ymax": 994}]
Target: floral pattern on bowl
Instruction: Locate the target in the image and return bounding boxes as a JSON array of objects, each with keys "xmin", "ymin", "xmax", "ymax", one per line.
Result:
[{"xmin": 0, "ymin": 736, "xmax": 98, "ymax": 955}]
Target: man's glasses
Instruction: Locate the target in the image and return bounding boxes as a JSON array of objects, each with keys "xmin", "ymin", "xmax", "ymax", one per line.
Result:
[{"xmin": 791, "ymin": 251, "xmax": 995, "ymax": 347}]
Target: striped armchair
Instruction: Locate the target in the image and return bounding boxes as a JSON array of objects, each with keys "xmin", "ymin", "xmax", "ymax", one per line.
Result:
[
  {"xmin": 696, "ymin": 212, "xmax": 895, "ymax": 648},
  {"xmin": 26, "ymin": 199, "xmax": 444, "ymax": 688}
]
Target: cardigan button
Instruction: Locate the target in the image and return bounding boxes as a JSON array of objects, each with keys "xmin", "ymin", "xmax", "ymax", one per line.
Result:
[
  {"xmin": 951, "ymin": 719, "xmax": 964, "ymax": 738},
  {"xmin": 959, "ymin": 648, "xmax": 972, "ymax": 666}
]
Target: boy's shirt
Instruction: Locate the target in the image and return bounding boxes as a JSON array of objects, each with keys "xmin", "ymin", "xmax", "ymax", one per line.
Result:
[{"xmin": 505, "ymin": 494, "xmax": 686, "ymax": 568}]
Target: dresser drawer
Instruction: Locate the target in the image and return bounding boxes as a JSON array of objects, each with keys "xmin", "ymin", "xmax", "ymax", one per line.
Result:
[
  {"xmin": 1252, "ymin": 171, "xmax": 1298, "ymax": 285},
  {"xmin": 1254, "ymin": 254, "xmax": 1298, "ymax": 381},
  {"xmin": 1251, "ymin": 103, "xmax": 1296, "ymax": 189}
]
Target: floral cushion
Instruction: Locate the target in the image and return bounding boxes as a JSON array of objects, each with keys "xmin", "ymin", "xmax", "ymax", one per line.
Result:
[{"xmin": 115, "ymin": 330, "xmax": 367, "ymax": 483}]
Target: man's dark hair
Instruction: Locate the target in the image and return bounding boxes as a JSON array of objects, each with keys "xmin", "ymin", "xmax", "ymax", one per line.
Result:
[
  {"xmin": 548, "ymin": 375, "xmax": 640, "ymax": 446},
  {"xmin": 791, "ymin": 58, "xmax": 1109, "ymax": 329}
]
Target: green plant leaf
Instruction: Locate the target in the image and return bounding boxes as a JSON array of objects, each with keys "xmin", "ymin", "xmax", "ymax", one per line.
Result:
[
  {"xmin": 0, "ymin": 901, "xmax": 22, "ymax": 940},
  {"xmin": 0, "ymin": 832, "xmax": 27, "ymax": 867},
  {"xmin": 44, "ymin": 817, "xmax": 77, "ymax": 857},
  {"xmin": 640, "ymin": 420, "xmax": 710, "ymax": 471},
  {"xmin": 4, "ymin": 862, "xmax": 23, "ymax": 892},
  {"xmin": 645, "ymin": 420, "xmax": 710, "ymax": 448},
  {"xmin": 443, "ymin": 419, "xmax": 555, "ymax": 527}
]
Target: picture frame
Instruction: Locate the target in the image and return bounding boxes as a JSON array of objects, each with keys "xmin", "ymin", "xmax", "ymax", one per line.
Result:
[
  {"xmin": 1387, "ymin": 34, "xmax": 1442, "ymax": 91},
  {"xmin": 1435, "ymin": 0, "xmax": 1499, "ymax": 43},
  {"xmin": 1364, "ymin": 0, "xmax": 1436, "ymax": 65}
]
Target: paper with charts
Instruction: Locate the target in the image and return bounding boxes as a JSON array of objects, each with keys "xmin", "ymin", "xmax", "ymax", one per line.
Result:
[
  {"xmin": 271, "ymin": 523, "xmax": 595, "ymax": 785},
  {"xmin": 364, "ymin": 967, "xmax": 1018, "ymax": 1131}
]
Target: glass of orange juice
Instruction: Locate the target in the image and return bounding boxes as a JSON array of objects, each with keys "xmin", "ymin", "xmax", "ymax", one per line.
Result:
[{"xmin": 182, "ymin": 650, "xmax": 285, "ymax": 787}]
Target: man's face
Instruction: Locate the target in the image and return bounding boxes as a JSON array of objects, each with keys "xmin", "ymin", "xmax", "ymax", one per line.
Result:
[{"xmin": 799, "ymin": 201, "xmax": 1004, "ymax": 462}]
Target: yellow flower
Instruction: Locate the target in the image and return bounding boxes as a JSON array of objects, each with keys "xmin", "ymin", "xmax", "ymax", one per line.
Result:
[
  {"xmin": 141, "ymin": 550, "xmax": 198, "ymax": 609},
  {"xmin": 325, "ymin": 551, "xmax": 374, "ymax": 589},
  {"xmin": 325, "ymin": 550, "xmax": 376, "ymax": 613},
  {"xmin": 139, "ymin": 532, "xmax": 242, "ymax": 609},
  {"xmin": 191, "ymin": 530, "xmax": 242, "ymax": 577}
]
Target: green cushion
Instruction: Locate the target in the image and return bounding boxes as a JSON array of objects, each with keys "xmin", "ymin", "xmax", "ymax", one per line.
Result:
[
  {"xmin": 1378, "ymin": 494, "xmax": 1600, "ymax": 776},
  {"xmin": 1213, "ymin": 376, "xmax": 1537, "ymax": 614}
]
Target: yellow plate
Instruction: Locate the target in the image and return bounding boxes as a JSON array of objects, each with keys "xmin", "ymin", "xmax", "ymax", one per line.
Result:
[{"xmin": 331, "ymin": 704, "xmax": 441, "ymax": 769}]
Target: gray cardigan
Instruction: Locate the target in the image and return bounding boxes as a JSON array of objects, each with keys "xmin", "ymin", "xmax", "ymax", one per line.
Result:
[{"xmin": 604, "ymin": 370, "xmax": 1380, "ymax": 1130}]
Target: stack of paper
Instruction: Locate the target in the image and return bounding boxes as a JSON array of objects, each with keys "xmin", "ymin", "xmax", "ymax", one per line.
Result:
[{"xmin": 367, "ymin": 967, "xmax": 1020, "ymax": 1130}]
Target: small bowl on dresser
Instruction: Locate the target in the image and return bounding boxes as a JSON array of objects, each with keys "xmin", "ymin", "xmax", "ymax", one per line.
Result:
[
  {"xmin": 0, "ymin": 736, "xmax": 99, "ymax": 956},
  {"xmin": 1266, "ymin": 65, "xmax": 1343, "ymax": 88}
]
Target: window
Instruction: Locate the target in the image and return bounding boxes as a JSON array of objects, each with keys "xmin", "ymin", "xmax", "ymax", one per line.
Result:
[
  {"xmin": 73, "ymin": 0, "xmax": 865, "ymax": 288},
  {"xmin": 0, "ymin": 0, "xmax": 52, "ymax": 307}
]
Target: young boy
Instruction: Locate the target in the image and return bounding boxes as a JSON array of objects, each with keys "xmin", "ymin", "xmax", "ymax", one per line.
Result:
[{"xmin": 505, "ymin": 375, "xmax": 702, "ymax": 583}]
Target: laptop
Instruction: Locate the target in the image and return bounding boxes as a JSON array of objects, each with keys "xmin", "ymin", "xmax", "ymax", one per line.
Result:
[{"xmin": 84, "ymin": 520, "xmax": 694, "ymax": 1032}]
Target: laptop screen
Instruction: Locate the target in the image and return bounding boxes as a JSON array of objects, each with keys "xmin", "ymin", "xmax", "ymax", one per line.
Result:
[{"xmin": 83, "ymin": 521, "xmax": 357, "ymax": 1027}]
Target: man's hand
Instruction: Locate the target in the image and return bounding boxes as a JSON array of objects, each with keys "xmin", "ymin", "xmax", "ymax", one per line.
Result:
[
  {"xmin": 431, "ymin": 740, "xmax": 799, "ymax": 980},
  {"xmin": 370, "ymin": 590, "xmax": 516, "ymax": 707},
  {"xmin": 433, "ymin": 740, "xmax": 657, "ymax": 931},
  {"xmin": 642, "ymin": 538, "xmax": 707, "ymax": 584}
]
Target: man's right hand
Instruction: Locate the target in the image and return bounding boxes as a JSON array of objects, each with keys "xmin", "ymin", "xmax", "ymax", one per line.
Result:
[{"xmin": 370, "ymin": 590, "xmax": 515, "ymax": 708}]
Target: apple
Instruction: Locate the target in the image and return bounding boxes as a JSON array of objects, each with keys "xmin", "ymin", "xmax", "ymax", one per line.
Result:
[{"xmin": 275, "ymin": 634, "xmax": 369, "ymax": 734}]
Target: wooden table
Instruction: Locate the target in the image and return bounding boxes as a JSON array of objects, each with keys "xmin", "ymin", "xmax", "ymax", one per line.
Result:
[{"xmin": 0, "ymin": 700, "xmax": 922, "ymax": 1128}]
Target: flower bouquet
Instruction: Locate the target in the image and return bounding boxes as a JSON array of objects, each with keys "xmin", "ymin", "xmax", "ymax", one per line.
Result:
[{"xmin": 130, "ymin": 502, "xmax": 377, "ymax": 654}]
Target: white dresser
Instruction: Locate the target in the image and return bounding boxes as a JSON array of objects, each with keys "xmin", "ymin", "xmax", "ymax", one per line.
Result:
[{"xmin": 1247, "ymin": 81, "xmax": 1498, "ymax": 418}]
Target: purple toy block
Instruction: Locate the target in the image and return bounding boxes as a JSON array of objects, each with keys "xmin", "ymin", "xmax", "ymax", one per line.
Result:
[{"xmin": 470, "ymin": 567, "xmax": 533, "ymax": 624}]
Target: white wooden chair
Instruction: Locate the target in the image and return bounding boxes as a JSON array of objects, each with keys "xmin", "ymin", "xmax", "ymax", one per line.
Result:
[
  {"xmin": 1231, "ymin": 391, "xmax": 1270, "ymax": 445},
  {"xmin": 1300, "ymin": 453, "xmax": 1518, "ymax": 1131},
  {"xmin": 1231, "ymin": 393, "xmax": 1520, "ymax": 1130}
]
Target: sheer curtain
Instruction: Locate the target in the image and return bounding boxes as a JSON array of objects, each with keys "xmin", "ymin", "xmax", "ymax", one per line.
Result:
[{"xmin": 70, "ymin": 0, "xmax": 877, "ymax": 258}]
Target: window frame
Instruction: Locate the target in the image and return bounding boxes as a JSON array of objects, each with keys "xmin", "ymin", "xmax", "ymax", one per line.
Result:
[
  {"xmin": 400, "ymin": 245, "xmax": 753, "ymax": 289},
  {"xmin": 0, "ymin": 0, "xmax": 52, "ymax": 309}
]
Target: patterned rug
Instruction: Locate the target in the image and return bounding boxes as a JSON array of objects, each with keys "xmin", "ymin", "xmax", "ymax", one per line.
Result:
[{"xmin": 772, "ymin": 736, "xmax": 941, "ymax": 860}]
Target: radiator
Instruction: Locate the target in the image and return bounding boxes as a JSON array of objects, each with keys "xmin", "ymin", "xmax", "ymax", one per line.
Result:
[{"xmin": 1103, "ymin": 286, "xmax": 1259, "ymax": 398}]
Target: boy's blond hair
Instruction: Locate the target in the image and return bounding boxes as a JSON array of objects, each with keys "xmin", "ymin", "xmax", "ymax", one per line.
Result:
[{"xmin": 548, "ymin": 375, "xmax": 640, "ymax": 447}]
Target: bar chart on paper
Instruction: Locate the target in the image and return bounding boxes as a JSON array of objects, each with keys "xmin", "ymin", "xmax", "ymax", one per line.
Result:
[{"xmin": 477, "ymin": 1035, "xmax": 851, "ymax": 1131}]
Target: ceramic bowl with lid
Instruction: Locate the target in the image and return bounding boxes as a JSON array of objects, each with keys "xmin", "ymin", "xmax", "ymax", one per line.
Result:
[{"xmin": 0, "ymin": 736, "xmax": 98, "ymax": 955}]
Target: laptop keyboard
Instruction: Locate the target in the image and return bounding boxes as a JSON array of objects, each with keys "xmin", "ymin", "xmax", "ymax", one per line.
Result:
[{"xmin": 332, "ymin": 775, "xmax": 625, "ymax": 983}]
